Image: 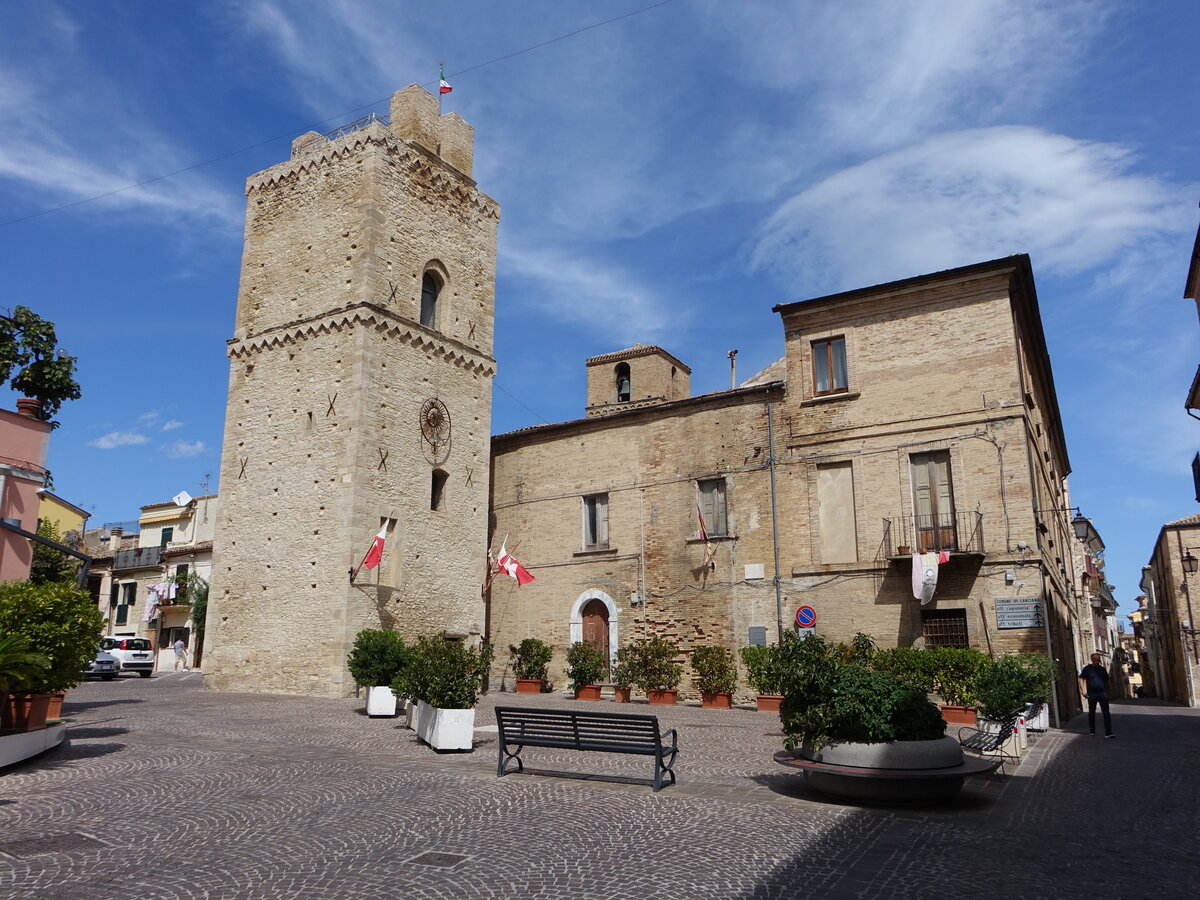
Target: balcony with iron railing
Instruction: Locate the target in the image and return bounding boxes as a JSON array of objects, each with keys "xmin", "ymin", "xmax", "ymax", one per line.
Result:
[{"xmin": 882, "ymin": 510, "xmax": 984, "ymax": 559}]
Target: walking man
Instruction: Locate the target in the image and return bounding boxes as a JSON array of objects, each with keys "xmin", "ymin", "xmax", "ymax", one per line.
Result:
[
  {"xmin": 1078, "ymin": 652, "xmax": 1114, "ymax": 738},
  {"xmin": 173, "ymin": 637, "xmax": 189, "ymax": 672}
]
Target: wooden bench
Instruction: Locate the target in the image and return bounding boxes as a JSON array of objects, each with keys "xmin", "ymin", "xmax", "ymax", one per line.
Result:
[
  {"xmin": 958, "ymin": 710, "xmax": 1022, "ymax": 771},
  {"xmin": 494, "ymin": 706, "xmax": 678, "ymax": 792}
]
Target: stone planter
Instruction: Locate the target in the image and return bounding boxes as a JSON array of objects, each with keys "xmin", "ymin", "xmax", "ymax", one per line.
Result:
[
  {"xmin": 700, "ymin": 690, "xmax": 733, "ymax": 709},
  {"xmin": 789, "ymin": 735, "xmax": 975, "ymax": 802},
  {"xmin": 366, "ymin": 686, "xmax": 399, "ymax": 717},
  {"xmin": 646, "ymin": 689, "xmax": 678, "ymax": 706},
  {"xmin": 756, "ymin": 694, "xmax": 783, "ymax": 713},
  {"xmin": 612, "ymin": 687, "xmax": 632, "ymax": 703},
  {"xmin": 414, "ymin": 699, "xmax": 475, "ymax": 751},
  {"xmin": 574, "ymin": 685, "xmax": 602, "ymax": 701},
  {"xmin": 515, "ymin": 678, "xmax": 543, "ymax": 694},
  {"xmin": 939, "ymin": 705, "xmax": 977, "ymax": 726}
]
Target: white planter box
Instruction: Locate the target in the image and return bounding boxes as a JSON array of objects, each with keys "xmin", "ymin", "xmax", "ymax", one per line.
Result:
[
  {"xmin": 1026, "ymin": 703, "xmax": 1049, "ymax": 731},
  {"xmin": 366, "ymin": 686, "xmax": 399, "ymax": 717},
  {"xmin": 415, "ymin": 699, "xmax": 474, "ymax": 750}
]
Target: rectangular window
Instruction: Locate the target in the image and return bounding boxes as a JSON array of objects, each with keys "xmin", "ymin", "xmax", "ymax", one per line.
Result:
[
  {"xmin": 160, "ymin": 526, "xmax": 174, "ymax": 547},
  {"xmin": 109, "ymin": 583, "xmax": 120, "ymax": 609},
  {"xmin": 174, "ymin": 564, "xmax": 189, "ymax": 578},
  {"xmin": 115, "ymin": 604, "xmax": 129, "ymax": 626},
  {"xmin": 698, "ymin": 479, "xmax": 728, "ymax": 536},
  {"xmin": 910, "ymin": 450, "xmax": 957, "ymax": 551},
  {"xmin": 816, "ymin": 462, "xmax": 857, "ymax": 563},
  {"xmin": 921, "ymin": 609, "xmax": 969, "ymax": 648},
  {"xmin": 121, "ymin": 582, "xmax": 138, "ymax": 606},
  {"xmin": 812, "ymin": 337, "xmax": 848, "ymax": 395},
  {"xmin": 582, "ymin": 494, "xmax": 609, "ymax": 549}
]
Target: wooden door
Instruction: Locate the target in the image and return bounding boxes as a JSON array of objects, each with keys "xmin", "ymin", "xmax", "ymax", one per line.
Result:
[
  {"xmin": 581, "ymin": 599, "xmax": 610, "ymax": 663},
  {"xmin": 911, "ymin": 450, "xmax": 957, "ymax": 551}
]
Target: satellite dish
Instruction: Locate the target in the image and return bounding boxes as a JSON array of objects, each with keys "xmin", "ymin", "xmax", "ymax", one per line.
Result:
[{"xmin": 172, "ymin": 491, "xmax": 193, "ymax": 508}]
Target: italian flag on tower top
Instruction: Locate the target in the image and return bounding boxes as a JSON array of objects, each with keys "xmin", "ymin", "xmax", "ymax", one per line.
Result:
[{"xmin": 439, "ymin": 63, "xmax": 453, "ymax": 95}]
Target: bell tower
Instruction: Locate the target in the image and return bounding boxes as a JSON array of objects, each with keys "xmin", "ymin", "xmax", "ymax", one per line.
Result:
[{"xmin": 204, "ymin": 85, "xmax": 499, "ymax": 697}]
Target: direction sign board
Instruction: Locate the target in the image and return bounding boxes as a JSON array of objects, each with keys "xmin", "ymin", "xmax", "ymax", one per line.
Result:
[
  {"xmin": 795, "ymin": 605, "xmax": 817, "ymax": 628},
  {"xmin": 995, "ymin": 597, "xmax": 1044, "ymax": 629}
]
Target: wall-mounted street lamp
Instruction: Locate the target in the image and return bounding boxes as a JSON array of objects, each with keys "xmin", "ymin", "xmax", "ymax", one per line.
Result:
[
  {"xmin": 1041, "ymin": 506, "xmax": 1097, "ymax": 545},
  {"xmin": 1183, "ymin": 549, "xmax": 1200, "ymax": 575}
]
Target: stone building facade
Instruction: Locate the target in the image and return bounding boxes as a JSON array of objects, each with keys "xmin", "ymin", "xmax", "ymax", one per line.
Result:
[
  {"xmin": 1138, "ymin": 514, "xmax": 1200, "ymax": 706},
  {"xmin": 203, "ymin": 86, "xmax": 498, "ymax": 697},
  {"xmin": 490, "ymin": 256, "xmax": 1087, "ymax": 721}
]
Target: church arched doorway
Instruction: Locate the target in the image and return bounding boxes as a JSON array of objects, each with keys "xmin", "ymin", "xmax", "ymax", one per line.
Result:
[{"xmin": 581, "ymin": 598, "xmax": 610, "ymax": 660}]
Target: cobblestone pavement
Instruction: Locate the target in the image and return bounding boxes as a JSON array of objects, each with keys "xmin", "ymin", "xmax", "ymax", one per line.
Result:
[{"xmin": 2, "ymin": 676, "xmax": 1197, "ymax": 899}]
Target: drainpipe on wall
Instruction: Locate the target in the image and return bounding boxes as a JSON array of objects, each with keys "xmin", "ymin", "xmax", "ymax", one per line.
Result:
[{"xmin": 767, "ymin": 403, "xmax": 784, "ymax": 643}]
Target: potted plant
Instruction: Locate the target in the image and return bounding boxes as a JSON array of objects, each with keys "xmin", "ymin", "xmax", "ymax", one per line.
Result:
[
  {"xmin": 612, "ymin": 645, "xmax": 637, "ymax": 703},
  {"xmin": 740, "ymin": 644, "xmax": 784, "ymax": 712},
  {"xmin": 508, "ymin": 638, "xmax": 553, "ymax": 694},
  {"xmin": 928, "ymin": 647, "xmax": 989, "ymax": 725},
  {"xmin": 0, "ymin": 580, "xmax": 104, "ymax": 729},
  {"xmin": 346, "ymin": 629, "xmax": 409, "ymax": 717},
  {"xmin": 775, "ymin": 633, "xmax": 965, "ymax": 802},
  {"xmin": 630, "ymin": 636, "xmax": 682, "ymax": 705},
  {"xmin": 691, "ymin": 645, "xmax": 737, "ymax": 708},
  {"xmin": 975, "ymin": 653, "xmax": 1055, "ymax": 723},
  {"xmin": 566, "ymin": 641, "xmax": 608, "ymax": 700},
  {"xmin": 396, "ymin": 635, "xmax": 489, "ymax": 751},
  {"xmin": 0, "ymin": 633, "xmax": 51, "ymax": 732}
]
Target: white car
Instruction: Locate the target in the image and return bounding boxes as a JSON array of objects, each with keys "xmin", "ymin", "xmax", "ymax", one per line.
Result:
[
  {"xmin": 86, "ymin": 648, "xmax": 120, "ymax": 681},
  {"xmin": 99, "ymin": 637, "xmax": 155, "ymax": 677}
]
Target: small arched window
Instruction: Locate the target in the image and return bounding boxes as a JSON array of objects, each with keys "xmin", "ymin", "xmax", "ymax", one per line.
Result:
[
  {"xmin": 420, "ymin": 272, "xmax": 441, "ymax": 329},
  {"xmin": 431, "ymin": 469, "xmax": 448, "ymax": 511},
  {"xmin": 615, "ymin": 362, "xmax": 631, "ymax": 402}
]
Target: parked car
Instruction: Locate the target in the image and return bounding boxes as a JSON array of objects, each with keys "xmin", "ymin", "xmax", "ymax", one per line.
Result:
[
  {"xmin": 86, "ymin": 648, "xmax": 120, "ymax": 681},
  {"xmin": 99, "ymin": 637, "xmax": 155, "ymax": 677}
]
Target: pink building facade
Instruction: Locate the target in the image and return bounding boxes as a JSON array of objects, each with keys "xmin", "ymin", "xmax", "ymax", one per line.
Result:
[{"xmin": 0, "ymin": 403, "xmax": 52, "ymax": 583}]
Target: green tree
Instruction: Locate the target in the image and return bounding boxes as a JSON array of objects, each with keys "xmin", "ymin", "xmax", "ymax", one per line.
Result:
[
  {"xmin": 0, "ymin": 306, "xmax": 82, "ymax": 426},
  {"xmin": 0, "ymin": 581, "xmax": 104, "ymax": 691},
  {"xmin": 29, "ymin": 519, "xmax": 79, "ymax": 586}
]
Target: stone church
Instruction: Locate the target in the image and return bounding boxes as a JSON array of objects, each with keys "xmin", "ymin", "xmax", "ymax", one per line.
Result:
[{"xmin": 204, "ymin": 86, "xmax": 1087, "ymax": 716}]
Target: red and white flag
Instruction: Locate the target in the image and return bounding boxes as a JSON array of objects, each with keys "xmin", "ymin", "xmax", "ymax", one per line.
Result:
[
  {"xmin": 361, "ymin": 523, "xmax": 388, "ymax": 571},
  {"xmin": 439, "ymin": 64, "xmax": 453, "ymax": 95},
  {"xmin": 495, "ymin": 540, "xmax": 534, "ymax": 586}
]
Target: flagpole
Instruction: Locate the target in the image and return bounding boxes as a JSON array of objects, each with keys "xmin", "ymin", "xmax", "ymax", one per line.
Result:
[{"xmin": 438, "ymin": 60, "xmax": 444, "ymax": 113}]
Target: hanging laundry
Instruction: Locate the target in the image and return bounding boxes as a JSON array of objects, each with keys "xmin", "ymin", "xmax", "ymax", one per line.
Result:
[{"xmin": 912, "ymin": 551, "xmax": 952, "ymax": 604}]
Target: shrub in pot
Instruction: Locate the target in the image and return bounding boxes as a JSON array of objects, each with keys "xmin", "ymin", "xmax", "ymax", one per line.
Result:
[
  {"xmin": 566, "ymin": 641, "xmax": 608, "ymax": 700},
  {"xmin": 0, "ymin": 580, "xmax": 103, "ymax": 725},
  {"xmin": 691, "ymin": 645, "xmax": 737, "ymax": 708},
  {"xmin": 869, "ymin": 647, "xmax": 937, "ymax": 694},
  {"xmin": 0, "ymin": 633, "xmax": 51, "ymax": 732},
  {"xmin": 508, "ymin": 638, "xmax": 553, "ymax": 693},
  {"xmin": 975, "ymin": 653, "xmax": 1054, "ymax": 721},
  {"xmin": 346, "ymin": 629, "xmax": 409, "ymax": 717},
  {"xmin": 611, "ymin": 645, "xmax": 636, "ymax": 703},
  {"xmin": 629, "ymin": 636, "xmax": 682, "ymax": 705},
  {"xmin": 395, "ymin": 636, "xmax": 490, "ymax": 751},
  {"xmin": 926, "ymin": 646, "xmax": 989, "ymax": 723},
  {"xmin": 740, "ymin": 644, "xmax": 784, "ymax": 712}
]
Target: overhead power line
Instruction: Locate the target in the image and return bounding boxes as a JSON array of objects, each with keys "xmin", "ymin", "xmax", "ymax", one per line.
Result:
[{"xmin": 0, "ymin": 0, "xmax": 676, "ymax": 229}]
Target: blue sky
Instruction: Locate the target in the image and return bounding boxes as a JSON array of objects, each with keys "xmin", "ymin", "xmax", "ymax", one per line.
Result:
[{"xmin": 2, "ymin": 1, "xmax": 1197, "ymax": 623}]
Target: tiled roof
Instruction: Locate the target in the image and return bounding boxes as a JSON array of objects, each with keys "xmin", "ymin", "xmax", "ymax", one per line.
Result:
[{"xmin": 1165, "ymin": 512, "xmax": 1200, "ymax": 528}]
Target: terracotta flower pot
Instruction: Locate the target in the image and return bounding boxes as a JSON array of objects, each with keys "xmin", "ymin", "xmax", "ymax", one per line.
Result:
[
  {"xmin": 515, "ymin": 678, "xmax": 542, "ymax": 694},
  {"xmin": 700, "ymin": 690, "xmax": 733, "ymax": 709},
  {"xmin": 2, "ymin": 693, "xmax": 50, "ymax": 731},
  {"xmin": 646, "ymin": 689, "xmax": 678, "ymax": 706},
  {"xmin": 756, "ymin": 693, "xmax": 783, "ymax": 713},
  {"xmin": 940, "ymin": 704, "xmax": 978, "ymax": 726},
  {"xmin": 574, "ymin": 685, "xmax": 602, "ymax": 701},
  {"xmin": 46, "ymin": 690, "xmax": 67, "ymax": 722},
  {"xmin": 612, "ymin": 686, "xmax": 632, "ymax": 703}
]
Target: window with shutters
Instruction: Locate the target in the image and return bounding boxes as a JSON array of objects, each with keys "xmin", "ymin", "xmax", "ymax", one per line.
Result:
[
  {"xmin": 160, "ymin": 526, "xmax": 173, "ymax": 547},
  {"xmin": 910, "ymin": 450, "xmax": 957, "ymax": 551},
  {"xmin": 697, "ymin": 478, "xmax": 728, "ymax": 536},
  {"xmin": 121, "ymin": 582, "xmax": 138, "ymax": 606},
  {"xmin": 582, "ymin": 494, "xmax": 609, "ymax": 550}
]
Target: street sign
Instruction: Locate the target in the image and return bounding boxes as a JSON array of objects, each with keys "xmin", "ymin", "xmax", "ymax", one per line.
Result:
[
  {"xmin": 795, "ymin": 605, "xmax": 816, "ymax": 628},
  {"xmin": 995, "ymin": 597, "xmax": 1044, "ymax": 629}
]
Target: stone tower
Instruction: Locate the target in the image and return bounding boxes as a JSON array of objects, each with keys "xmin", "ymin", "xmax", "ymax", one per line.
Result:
[{"xmin": 204, "ymin": 85, "xmax": 499, "ymax": 697}]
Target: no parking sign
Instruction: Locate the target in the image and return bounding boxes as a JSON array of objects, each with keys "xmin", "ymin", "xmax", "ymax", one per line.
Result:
[{"xmin": 795, "ymin": 605, "xmax": 816, "ymax": 629}]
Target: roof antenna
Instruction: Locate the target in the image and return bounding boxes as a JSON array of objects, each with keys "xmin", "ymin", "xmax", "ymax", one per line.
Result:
[{"xmin": 727, "ymin": 349, "xmax": 738, "ymax": 390}]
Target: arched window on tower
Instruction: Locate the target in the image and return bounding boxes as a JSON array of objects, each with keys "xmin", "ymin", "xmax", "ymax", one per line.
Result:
[
  {"xmin": 615, "ymin": 362, "xmax": 631, "ymax": 403},
  {"xmin": 420, "ymin": 272, "xmax": 441, "ymax": 329}
]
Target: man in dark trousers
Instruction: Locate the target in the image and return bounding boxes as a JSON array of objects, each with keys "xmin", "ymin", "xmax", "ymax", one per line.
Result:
[{"xmin": 1078, "ymin": 652, "xmax": 1114, "ymax": 738}]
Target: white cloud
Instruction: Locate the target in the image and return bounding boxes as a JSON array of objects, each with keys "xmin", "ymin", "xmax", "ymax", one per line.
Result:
[
  {"xmin": 162, "ymin": 440, "xmax": 206, "ymax": 459},
  {"xmin": 89, "ymin": 431, "xmax": 149, "ymax": 450},
  {"xmin": 501, "ymin": 243, "xmax": 675, "ymax": 345},
  {"xmin": 751, "ymin": 127, "xmax": 1189, "ymax": 294},
  {"xmin": 161, "ymin": 419, "xmax": 184, "ymax": 431}
]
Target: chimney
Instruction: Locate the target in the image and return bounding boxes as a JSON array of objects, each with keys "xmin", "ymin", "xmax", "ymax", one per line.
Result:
[{"xmin": 15, "ymin": 398, "xmax": 41, "ymax": 418}]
